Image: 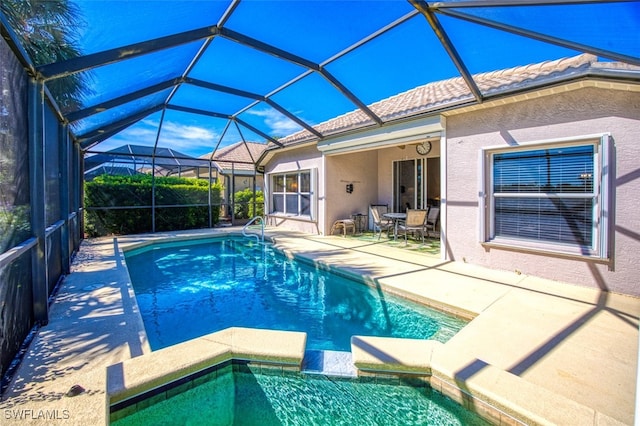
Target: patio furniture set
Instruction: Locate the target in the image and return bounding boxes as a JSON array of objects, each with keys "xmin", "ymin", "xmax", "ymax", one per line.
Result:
[
  {"xmin": 372, "ymin": 204, "xmax": 440, "ymax": 243},
  {"xmin": 331, "ymin": 205, "xmax": 440, "ymax": 243}
]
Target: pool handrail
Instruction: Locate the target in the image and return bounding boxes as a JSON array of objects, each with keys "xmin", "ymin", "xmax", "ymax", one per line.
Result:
[{"xmin": 242, "ymin": 216, "xmax": 264, "ymax": 242}]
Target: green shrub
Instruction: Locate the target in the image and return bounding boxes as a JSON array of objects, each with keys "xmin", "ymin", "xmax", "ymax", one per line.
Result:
[
  {"xmin": 84, "ymin": 174, "xmax": 222, "ymax": 236},
  {"xmin": 233, "ymin": 188, "xmax": 264, "ymax": 219}
]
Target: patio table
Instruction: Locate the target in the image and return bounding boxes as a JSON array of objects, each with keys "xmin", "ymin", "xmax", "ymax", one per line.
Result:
[{"xmin": 383, "ymin": 212, "xmax": 406, "ymax": 240}]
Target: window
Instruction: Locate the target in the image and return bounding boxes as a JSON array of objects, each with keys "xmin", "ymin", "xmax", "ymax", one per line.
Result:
[
  {"xmin": 481, "ymin": 135, "xmax": 611, "ymax": 258},
  {"xmin": 270, "ymin": 170, "xmax": 313, "ymax": 217}
]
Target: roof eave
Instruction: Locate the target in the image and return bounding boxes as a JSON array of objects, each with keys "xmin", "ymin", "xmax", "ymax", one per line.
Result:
[
  {"xmin": 449, "ymin": 67, "xmax": 640, "ymax": 115},
  {"xmin": 257, "ymin": 139, "xmax": 320, "ymax": 168},
  {"xmin": 258, "ymin": 67, "xmax": 640, "ymax": 164}
]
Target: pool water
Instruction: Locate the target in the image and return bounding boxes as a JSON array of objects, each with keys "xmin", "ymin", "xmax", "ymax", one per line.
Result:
[
  {"xmin": 125, "ymin": 238, "xmax": 466, "ymax": 351},
  {"xmin": 111, "ymin": 363, "xmax": 491, "ymax": 426}
]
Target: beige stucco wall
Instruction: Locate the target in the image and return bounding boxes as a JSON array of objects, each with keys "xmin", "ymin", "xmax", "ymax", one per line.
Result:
[
  {"xmin": 445, "ymin": 86, "xmax": 640, "ymax": 296},
  {"xmin": 264, "ymin": 145, "xmax": 323, "ymax": 234},
  {"xmin": 264, "ymin": 146, "xmax": 380, "ymax": 235},
  {"xmin": 324, "ymin": 150, "xmax": 379, "ymax": 233}
]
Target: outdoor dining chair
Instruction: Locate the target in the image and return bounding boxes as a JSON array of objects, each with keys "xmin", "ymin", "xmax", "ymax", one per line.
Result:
[
  {"xmin": 424, "ymin": 207, "xmax": 440, "ymax": 237},
  {"xmin": 369, "ymin": 204, "xmax": 393, "ymax": 240},
  {"xmin": 397, "ymin": 209, "xmax": 428, "ymax": 244}
]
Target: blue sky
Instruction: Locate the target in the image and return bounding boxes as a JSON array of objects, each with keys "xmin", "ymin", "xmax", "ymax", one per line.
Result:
[{"xmin": 72, "ymin": 1, "xmax": 639, "ymax": 158}]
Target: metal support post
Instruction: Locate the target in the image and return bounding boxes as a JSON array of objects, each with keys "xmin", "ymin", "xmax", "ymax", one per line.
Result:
[
  {"xmin": 28, "ymin": 79, "xmax": 48, "ymax": 325},
  {"xmin": 59, "ymin": 123, "xmax": 70, "ymax": 274}
]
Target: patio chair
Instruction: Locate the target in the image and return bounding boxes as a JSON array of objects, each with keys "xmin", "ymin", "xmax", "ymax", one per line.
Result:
[
  {"xmin": 330, "ymin": 219, "xmax": 356, "ymax": 237},
  {"xmin": 424, "ymin": 207, "xmax": 440, "ymax": 237},
  {"xmin": 397, "ymin": 209, "xmax": 428, "ymax": 244},
  {"xmin": 370, "ymin": 204, "xmax": 393, "ymax": 240}
]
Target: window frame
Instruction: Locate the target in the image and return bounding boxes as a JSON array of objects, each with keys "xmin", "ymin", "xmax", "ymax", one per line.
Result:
[
  {"xmin": 267, "ymin": 169, "xmax": 316, "ymax": 219},
  {"xmin": 479, "ymin": 134, "xmax": 612, "ymax": 260}
]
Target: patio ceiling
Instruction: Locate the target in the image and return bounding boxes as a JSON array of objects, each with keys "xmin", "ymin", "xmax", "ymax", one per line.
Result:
[{"xmin": 1, "ymin": 0, "xmax": 638, "ymax": 159}]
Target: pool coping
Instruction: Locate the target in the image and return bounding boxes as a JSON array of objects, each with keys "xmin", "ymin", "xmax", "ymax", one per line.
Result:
[
  {"xmin": 106, "ymin": 328, "xmax": 306, "ymax": 408},
  {"xmin": 349, "ymin": 335, "xmax": 602, "ymax": 426},
  {"xmin": 1, "ymin": 228, "xmax": 638, "ymax": 426},
  {"xmin": 258, "ymin": 230, "xmax": 639, "ymax": 426}
]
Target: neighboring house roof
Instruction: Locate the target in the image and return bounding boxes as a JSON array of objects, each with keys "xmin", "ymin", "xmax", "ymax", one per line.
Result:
[
  {"xmin": 273, "ymin": 54, "xmax": 640, "ymax": 149},
  {"xmin": 202, "ymin": 141, "xmax": 268, "ymax": 174},
  {"xmin": 84, "ymin": 165, "xmax": 143, "ymax": 181}
]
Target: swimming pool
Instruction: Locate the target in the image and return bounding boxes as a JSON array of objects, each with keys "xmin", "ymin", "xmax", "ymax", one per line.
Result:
[
  {"xmin": 124, "ymin": 237, "xmax": 466, "ymax": 352},
  {"xmin": 110, "ymin": 362, "xmax": 491, "ymax": 426}
]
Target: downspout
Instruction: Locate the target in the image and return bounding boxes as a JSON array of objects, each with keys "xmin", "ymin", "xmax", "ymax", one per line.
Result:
[{"xmin": 439, "ymin": 115, "xmax": 447, "ymax": 261}]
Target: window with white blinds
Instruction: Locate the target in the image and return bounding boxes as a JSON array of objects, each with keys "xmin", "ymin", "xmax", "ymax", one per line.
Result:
[{"xmin": 483, "ymin": 136, "xmax": 610, "ymax": 258}]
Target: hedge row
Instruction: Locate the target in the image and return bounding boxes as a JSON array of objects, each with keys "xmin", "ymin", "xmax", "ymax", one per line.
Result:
[{"xmin": 84, "ymin": 174, "xmax": 222, "ymax": 237}]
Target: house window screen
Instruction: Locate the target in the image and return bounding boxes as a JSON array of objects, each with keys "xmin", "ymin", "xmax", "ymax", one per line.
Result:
[
  {"xmin": 271, "ymin": 170, "xmax": 312, "ymax": 217},
  {"xmin": 491, "ymin": 143, "xmax": 598, "ymax": 250}
]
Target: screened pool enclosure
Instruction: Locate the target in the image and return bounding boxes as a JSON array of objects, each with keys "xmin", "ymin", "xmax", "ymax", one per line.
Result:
[{"xmin": 1, "ymin": 0, "xmax": 638, "ymax": 386}]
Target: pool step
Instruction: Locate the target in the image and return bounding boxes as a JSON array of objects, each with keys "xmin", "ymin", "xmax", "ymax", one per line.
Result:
[{"xmin": 302, "ymin": 350, "xmax": 357, "ymax": 377}]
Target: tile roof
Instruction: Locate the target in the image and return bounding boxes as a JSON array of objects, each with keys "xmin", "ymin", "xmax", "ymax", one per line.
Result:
[
  {"xmin": 274, "ymin": 54, "xmax": 617, "ymax": 148},
  {"xmin": 202, "ymin": 141, "xmax": 268, "ymax": 172}
]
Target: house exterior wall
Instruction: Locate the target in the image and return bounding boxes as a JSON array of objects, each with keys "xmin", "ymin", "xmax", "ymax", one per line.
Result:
[
  {"xmin": 445, "ymin": 86, "xmax": 640, "ymax": 296},
  {"xmin": 178, "ymin": 166, "xmax": 220, "ymax": 182},
  {"xmin": 324, "ymin": 150, "xmax": 378, "ymax": 233},
  {"xmin": 264, "ymin": 145, "xmax": 323, "ymax": 234},
  {"xmin": 227, "ymin": 174, "xmax": 264, "ymax": 192}
]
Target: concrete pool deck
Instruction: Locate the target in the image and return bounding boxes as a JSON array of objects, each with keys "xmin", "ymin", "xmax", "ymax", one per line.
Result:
[{"xmin": 0, "ymin": 228, "xmax": 638, "ymax": 425}]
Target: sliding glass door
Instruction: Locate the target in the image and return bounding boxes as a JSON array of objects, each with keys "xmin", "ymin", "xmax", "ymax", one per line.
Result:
[{"xmin": 392, "ymin": 158, "xmax": 440, "ymax": 212}]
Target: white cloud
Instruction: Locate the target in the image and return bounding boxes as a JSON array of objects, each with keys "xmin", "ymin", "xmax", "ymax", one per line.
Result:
[
  {"xmin": 90, "ymin": 108, "xmax": 303, "ymax": 157},
  {"xmin": 245, "ymin": 108, "xmax": 302, "ymax": 136},
  {"xmin": 160, "ymin": 121, "xmax": 215, "ymax": 142},
  {"xmin": 93, "ymin": 118, "xmax": 218, "ymax": 156}
]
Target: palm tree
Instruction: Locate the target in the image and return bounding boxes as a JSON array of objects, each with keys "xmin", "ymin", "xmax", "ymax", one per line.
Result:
[{"xmin": 1, "ymin": 0, "xmax": 87, "ymax": 111}]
